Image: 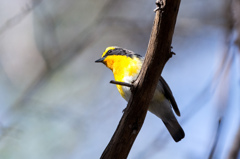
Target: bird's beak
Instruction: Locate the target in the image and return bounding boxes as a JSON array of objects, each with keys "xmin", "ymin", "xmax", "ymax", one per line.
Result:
[{"xmin": 95, "ymin": 57, "xmax": 105, "ymax": 63}]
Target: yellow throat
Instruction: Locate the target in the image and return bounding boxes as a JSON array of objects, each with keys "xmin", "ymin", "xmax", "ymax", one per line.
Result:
[{"xmin": 103, "ymin": 54, "xmax": 142, "ymax": 98}]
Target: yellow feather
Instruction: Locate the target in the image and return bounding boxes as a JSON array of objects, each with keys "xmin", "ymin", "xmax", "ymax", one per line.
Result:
[
  {"xmin": 101, "ymin": 46, "xmax": 116, "ymax": 57},
  {"xmin": 103, "ymin": 55, "xmax": 142, "ymax": 98}
]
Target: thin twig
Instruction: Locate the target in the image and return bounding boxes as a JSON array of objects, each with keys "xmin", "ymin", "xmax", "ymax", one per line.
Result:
[{"xmin": 110, "ymin": 80, "xmax": 132, "ymax": 87}]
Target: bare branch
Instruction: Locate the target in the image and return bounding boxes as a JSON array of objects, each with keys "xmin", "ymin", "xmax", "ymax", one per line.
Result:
[{"xmin": 100, "ymin": 0, "xmax": 181, "ymax": 158}]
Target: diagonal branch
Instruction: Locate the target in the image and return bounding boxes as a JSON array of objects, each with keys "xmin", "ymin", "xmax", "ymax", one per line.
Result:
[{"xmin": 100, "ymin": 0, "xmax": 181, "ymax": 158}]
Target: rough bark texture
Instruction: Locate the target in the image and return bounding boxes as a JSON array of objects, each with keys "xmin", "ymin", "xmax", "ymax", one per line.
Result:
[{"xmin": 100, "ymin": 0, "xmax": 181, "ymax": 158}]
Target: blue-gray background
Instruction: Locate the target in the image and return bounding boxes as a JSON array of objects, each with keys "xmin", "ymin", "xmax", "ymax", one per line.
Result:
[{"xmin": 0, "ymin": 0, "xmax": 239, "ymax": 159}]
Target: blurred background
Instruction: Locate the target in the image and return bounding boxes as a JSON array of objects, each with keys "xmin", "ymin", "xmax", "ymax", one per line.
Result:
[{"xmin": 0, "ymin": 0, "xmax": 239, "ymax": 159}]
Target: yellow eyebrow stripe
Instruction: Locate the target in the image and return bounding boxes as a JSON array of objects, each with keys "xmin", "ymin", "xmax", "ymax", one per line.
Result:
[{"xmin": 101, "ymin": 46, "xmax": 116, "ymax": 57}]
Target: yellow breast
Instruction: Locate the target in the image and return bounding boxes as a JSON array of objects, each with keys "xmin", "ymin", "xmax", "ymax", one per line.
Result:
[{"xmin": 104, "ymin": 55, "xmax": 142, "ymax": 99}]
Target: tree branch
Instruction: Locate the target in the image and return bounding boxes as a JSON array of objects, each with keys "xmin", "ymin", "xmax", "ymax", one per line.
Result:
[{"xmin": 100, "ymin": 0, "xmax": 181, "ymax": 158}]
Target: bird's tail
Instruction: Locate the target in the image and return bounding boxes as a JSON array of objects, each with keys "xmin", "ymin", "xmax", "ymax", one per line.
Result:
[{"xmin": 163, "ymin": 119, "xmax": 185, "ymax": 142}]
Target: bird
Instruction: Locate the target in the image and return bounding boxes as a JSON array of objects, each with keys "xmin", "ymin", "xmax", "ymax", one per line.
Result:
[{"xmin": 95, "ymin": 46, "xmax": 185, "ymax": 142}]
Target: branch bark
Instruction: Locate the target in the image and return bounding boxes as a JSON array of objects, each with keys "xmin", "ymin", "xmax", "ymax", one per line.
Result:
[{"xmin": 100, "ymin": 0, "xmax": 181, "ymax": 158}]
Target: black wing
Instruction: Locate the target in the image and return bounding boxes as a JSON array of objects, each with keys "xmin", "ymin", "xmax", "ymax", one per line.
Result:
[{"xmin": 159, "ymin": 76, "xmax": 180, "ymax": 116}]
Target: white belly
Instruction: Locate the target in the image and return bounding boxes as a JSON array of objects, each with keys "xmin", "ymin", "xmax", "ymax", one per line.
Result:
[
  {"xmin": 121, "ymin": 76, "xmax": 135, "ymax": 101},
  {"xmin": 120, "ymin": 77, "xmax": 174, "ymax": 122},
  {"xmin": 121, "ymin": 76, "xmax": 165, "ymax": 102}
]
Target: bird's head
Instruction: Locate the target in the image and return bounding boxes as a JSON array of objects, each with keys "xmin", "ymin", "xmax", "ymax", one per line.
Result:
[{"xmin": 95, "ymin": 46, "xmax": 142, "ymax": 71}]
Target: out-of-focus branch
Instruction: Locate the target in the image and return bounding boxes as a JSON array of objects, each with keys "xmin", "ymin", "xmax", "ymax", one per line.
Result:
[
  {"xmin": 228, "ymin": 126, "xmax": 240, "ymax": 159},
  {"xmin": 33, "ymin": 0, "xmax": 61, "ymax": 70},
  {"xmin": 230, "ymin": 0, "xmax": 240, "ymax": 50},
  {"xmin": 227, "ymin": 0, "xmax": 240, "ymax": 158},
  {"xmin": 100, "ymin": 0, "xmax": 181, "ymax": 158},
  {"xmin": 3, "ymin": 0, "xmax": 113, "ymax": 116},
  {"xmin": 209, "ymin": 119, "xmax": 222, "ymax": 159},
  {"xmin": 0, "ymin": 0, "xmax": 42, "ymax": 35}
]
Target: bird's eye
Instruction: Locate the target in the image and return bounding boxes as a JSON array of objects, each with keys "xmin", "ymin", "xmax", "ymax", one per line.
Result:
[{"xmin": 107, "ymin": 50, "xmax": 112, "ymax": 54}]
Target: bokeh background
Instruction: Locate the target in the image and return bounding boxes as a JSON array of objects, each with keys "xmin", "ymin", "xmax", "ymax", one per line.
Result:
[{"xmin": 0, "ymin": 0, "xmax": 239, "ymax": 159}]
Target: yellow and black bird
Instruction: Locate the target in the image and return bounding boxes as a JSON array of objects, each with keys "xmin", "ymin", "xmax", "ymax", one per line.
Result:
[{"xmin": 95, "ymin": 46, "xmax": 185, "ymax": 142}]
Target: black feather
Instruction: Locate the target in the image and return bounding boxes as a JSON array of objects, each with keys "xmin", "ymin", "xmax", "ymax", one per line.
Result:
[
  {"xmin": 103, "ymin": 47, "xmax": 142, "ymax": 59},
  {"xmin": 159, "ymin": 76, "xmax": 181, "ymax": 116}
]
